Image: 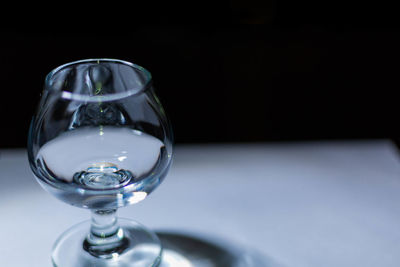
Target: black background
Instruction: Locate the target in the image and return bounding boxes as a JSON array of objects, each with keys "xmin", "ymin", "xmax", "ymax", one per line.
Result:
[{"xmin": 0, "ymin": 1, "xmax": 399, "ymax": 147}]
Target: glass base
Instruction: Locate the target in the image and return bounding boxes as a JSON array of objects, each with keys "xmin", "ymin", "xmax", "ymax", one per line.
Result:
[
  {"xmin": 52, "ymin": 219, "xmax": 162, "ymax": 267},
  {"xmin": 52, "ymin": 219, "xmax": 273, "ymax": 267}
]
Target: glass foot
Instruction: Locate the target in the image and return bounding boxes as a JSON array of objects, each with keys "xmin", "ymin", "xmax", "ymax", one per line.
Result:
[
  {"xmin": 52, "ymin": 219, "xmax": 162, "ymax": 267},
  {"xmin": 52, "ymin": 220, "xmax": 274, "ymax": 267}
]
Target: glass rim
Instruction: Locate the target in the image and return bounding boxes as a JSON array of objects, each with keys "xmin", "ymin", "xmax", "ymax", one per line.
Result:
[{"xmin": 44, "ymin": 58, "xmax": 153, "ymax": 102}]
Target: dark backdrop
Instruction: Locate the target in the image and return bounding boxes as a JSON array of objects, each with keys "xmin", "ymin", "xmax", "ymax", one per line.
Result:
[{"xmin": 1, "ymin": 1, "xmax": 399, "ymax": 147}]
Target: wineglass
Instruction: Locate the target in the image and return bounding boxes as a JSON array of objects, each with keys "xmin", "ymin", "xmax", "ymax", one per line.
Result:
[{"xmin": 27, "ymin": 59, "xmax": 173, "ymax": 266}]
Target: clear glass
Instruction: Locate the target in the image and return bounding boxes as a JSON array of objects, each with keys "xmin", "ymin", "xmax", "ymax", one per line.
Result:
[{"xmin": 28, "ymin": 59, "xmax": 173, "ymax": 266}]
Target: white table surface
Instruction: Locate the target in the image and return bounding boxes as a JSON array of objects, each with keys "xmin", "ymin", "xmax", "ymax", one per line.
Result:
[{"xmin": 1, "ymin": 141, "xmax": 400, "ymax": 267}]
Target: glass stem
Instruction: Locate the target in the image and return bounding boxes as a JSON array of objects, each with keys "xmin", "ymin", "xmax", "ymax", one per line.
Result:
[
  {"xmin": 90, "ymin": 209, "xmax": 120, "ymax": 240},
  {"xmin": 84, "ymin": 209, "xmax": 129, "ymax": 258}
]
